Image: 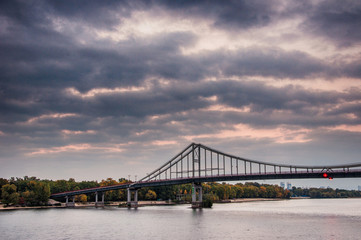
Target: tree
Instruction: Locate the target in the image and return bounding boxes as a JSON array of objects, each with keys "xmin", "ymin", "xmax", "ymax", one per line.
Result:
[
  {"xmin": 145, "ymin": 190, "xmax": 157, "ymax": 200},
  {"xmin": 1, "ymin": 184, "xmax": 20, "ymax": 206},
  {"xmin": 0, "ymin": 178, "xmax": 9, "ymax": 197},
  {"xmin": 259, "ymin": 186, "xmax": 267, "ymax": 198},
  {"xmin": 22, "ymin": 190, "xmax": 37, "ymax": 206},
  {"xmin": 52, "ymin": 180, "xmax": 69, "ymax": 194},
  {"xmin": 33, "ymin": 181, "xmax": 50, "ymax": 205},
  {"xmin": 75, "ymin": 194, "xmax": 87, "ymax": 202},
  {"xmin": 100, "ymin": 178, "xmax": 121, "ymax": 201},
  {"xmin": 23, "ymin": 181, "xmax": 50, "ymax": 206}
]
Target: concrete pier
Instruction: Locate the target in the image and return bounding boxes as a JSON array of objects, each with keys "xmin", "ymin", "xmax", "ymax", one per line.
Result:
[
  {"xmin": 127, "ymin": 188, "xmax": 138, "ymax": 208},
  {"xmin": 191, "ymin": 182, "xmax": 203, "ymax": 209},
  {"xmin": 65, "ymin": 196, "xmax": 75, "ymax": 207},
  {"xmin": 95, "ymin": 191, "xmax": 105, "ymax": 207}
]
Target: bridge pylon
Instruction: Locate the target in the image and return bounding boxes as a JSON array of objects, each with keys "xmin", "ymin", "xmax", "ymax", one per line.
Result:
[
  {"xmin": 65, "ymin": 195, "xmax": 75, "ymax": 207},
  {"xmin": 95, "ymin": 191, "xmax": 105, "ymax": 208},
  {"xmin": 191, "ymin": 182, "xmax": 203, "ymax": 209},
  {"xmin": 127, "ymin": 188, "xmax": 138, "ymax": 208}
]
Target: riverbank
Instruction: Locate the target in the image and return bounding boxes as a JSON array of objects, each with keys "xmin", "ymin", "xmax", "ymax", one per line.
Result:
[
  {"xmin": 0, "ymin": 200, "xmax": 174, "ymax": 210},
  {"xmin": 0, "ymin": 205, "xmax": 65, "ymax": 211},
  {"xmin": 0, "ymin": 198, "xmax": 288, "ymax": 211},
  {"xmin": 217, "ymin": 198, "xmax": 287, "ymax": 203}
]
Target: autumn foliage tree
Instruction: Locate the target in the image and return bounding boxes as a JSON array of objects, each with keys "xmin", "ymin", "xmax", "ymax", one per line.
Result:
[
  {"xmin": 100, "ymin": 178, "xmax": 125, "ymax": 201},
  {"xmin": 145, "ymin": 190, "xmax": 157, "ymax": 200},
  {"xmin": 75, "ymin": 194, "xmax": 87, "ymax": 203}
]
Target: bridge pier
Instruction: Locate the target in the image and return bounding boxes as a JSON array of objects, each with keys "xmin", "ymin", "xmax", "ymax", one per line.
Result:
[
  {"xmin": 127, "ymin": 188, "xmax": 138, "ymax": 208},
  {"xmin": 191, "ymin": 183, "xmax": 202, "ymax": 209},
  {"xmin": 95, "ymin": 191, "xmax": 105, "ymax": 207},
  {"xmin": 65, "ymin": 195, "xmax": 75, "ymax": 207}
]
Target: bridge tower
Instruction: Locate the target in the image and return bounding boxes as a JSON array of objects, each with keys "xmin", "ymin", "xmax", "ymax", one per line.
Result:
[{"xmin": 191, "ymin": 182, "xmax": 203, "ymax": 208}]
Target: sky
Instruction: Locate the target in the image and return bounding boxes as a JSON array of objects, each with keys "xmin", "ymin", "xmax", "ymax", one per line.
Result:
[{"xmin": 1, "ymin": 0, "xmax": 361, "ymax": 189}]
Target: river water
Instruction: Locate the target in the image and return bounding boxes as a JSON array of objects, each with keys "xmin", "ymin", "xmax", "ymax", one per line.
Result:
[{"xmin": 1, "ymin": 199, "xmax": 360, "ymax": 240}]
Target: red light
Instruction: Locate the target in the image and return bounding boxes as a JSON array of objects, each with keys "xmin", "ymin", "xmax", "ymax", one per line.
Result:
[
  {"xmin": 328, "ymin": 177, "xmax": 333, "ymax": 180},
  {"xmin": 323, "ymin": 173, "xmax": 328, "ymax": 178}
]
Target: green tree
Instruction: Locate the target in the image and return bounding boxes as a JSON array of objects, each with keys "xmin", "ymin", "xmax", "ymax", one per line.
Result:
[
  {"xmin": 1, "ymin": 184, "xmax": 20, "ymax": 206},
  {"xmin": 23, "ymin": 181, "xmax": 50, "ymax": 206},
  {"xmin": 22, "ymin": 190, "xmax": 37, "ymax": 206},
  {"xmin": 33, "ymin": 181, "xmax": 50, "ymax": 205},
  {"xmin": 52, "ymin": 180, "xmax": 69, "ymax": 194},
  {"xmin": 0, "ymin": 178, "xmax": 9, "ymax": 197}
]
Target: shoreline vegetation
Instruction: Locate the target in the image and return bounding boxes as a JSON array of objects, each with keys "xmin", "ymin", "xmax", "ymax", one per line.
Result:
[{"xmin": 1, "ymin": 176, "xmax": 360, "ymax": 209}]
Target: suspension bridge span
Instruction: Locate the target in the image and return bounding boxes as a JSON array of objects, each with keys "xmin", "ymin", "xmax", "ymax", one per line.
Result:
[{"xmin": 51, "ymin": 143, "xmax": 361, "ymax": 208}]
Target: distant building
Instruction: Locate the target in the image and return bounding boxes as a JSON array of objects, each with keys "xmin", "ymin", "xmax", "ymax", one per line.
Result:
[
  {"xmin": 358, "ymin": 185, "xmax": 361, "ymax": 191},
  {"xmin": 287, "ymin": 182, "xmax": 292, "ymax": 190},
  {"xmin": 280, "ymin": 182, "xmax": 285, "ymax": 189}
]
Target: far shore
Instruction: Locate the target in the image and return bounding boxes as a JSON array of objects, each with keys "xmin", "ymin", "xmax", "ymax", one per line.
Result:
[{"xmin": 0, "ymin": 197, "xmax": 308, "ymax": 211}]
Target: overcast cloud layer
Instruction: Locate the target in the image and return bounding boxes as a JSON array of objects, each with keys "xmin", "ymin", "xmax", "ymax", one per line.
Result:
[{"xmin": 1, "ymin": 0, "xmax": 361, "ymax": 188}]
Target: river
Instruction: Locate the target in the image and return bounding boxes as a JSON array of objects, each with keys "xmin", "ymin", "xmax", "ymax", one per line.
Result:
[{"xmin": 1, "ymin": 199, "xmax": 360, "ymax": 240}]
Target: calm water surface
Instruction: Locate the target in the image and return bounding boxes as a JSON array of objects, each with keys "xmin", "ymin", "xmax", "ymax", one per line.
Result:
[{"xmin": 1, "ymin": 199, "xmax": 361, "ymax": 240}]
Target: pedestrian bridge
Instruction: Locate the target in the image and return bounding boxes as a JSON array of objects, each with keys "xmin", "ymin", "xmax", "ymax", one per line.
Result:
[{"xmin": 51, "ymin": 143, "xmax": 361, "ymax": 208}]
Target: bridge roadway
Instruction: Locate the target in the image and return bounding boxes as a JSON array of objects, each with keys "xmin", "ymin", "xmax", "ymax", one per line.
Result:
[{"xmin": 50, "ymin": 142, "xmax": 361, "ymax": 208}]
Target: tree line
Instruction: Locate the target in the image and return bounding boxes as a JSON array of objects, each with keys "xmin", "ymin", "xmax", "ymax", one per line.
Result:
[
  {"xmin": 1, "ymin": 176, "xmax": 360, "ymax": 207},
  {"xmin": 290, "ymin": 186, "xmax": 361, "ymax": 198}
]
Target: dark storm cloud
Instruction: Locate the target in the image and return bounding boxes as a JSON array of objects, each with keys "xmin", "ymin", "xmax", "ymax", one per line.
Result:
[
  {"xmin": 1, "ymin": 0, "xmax": 359, "ymax": 102},
  {"xmin": 215, "ymin": 48, "xmax": 327, "ymax": 79},
  {"xmin": 0, "ymin": 0, "xmax": 138, "ymax": 30},
  {"xmin": 0, "ymin": 28, "xmax": 197, "ymax": 91},
  {"xmin": 0, "ymin": 80, "xmax": 354, "ymax": 153},
  {"xmin": 157, "ymin": 0, "xmax": 278, "ymax": 29},
  {"xmin": 47, "ymin": 0, "xmax": 133, "ymax": 29},
  {"xmin": 2, "ymin": 0, "xmax": 361, "ymax": 49},
  {"xmin": 0, "ymin": 34, "xmax": 334, "ymax": 101},
  {"xmin": 156, "ymin": 0, "xmax": 361, "ymax": 48},
  {"xmin": 1, "ymin": 0, "xmax": 360, "ymax": 137},
  {"xmin": 0, "ymin": 0, "xmax": 49, "ymax": 29},
  {"xmin": 5, "ymin": 79, "xmax": 359, "ymax": 137},
  {"xmin": 304, "ymin": 0, "xmax": 361, "ymax": 47}
]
